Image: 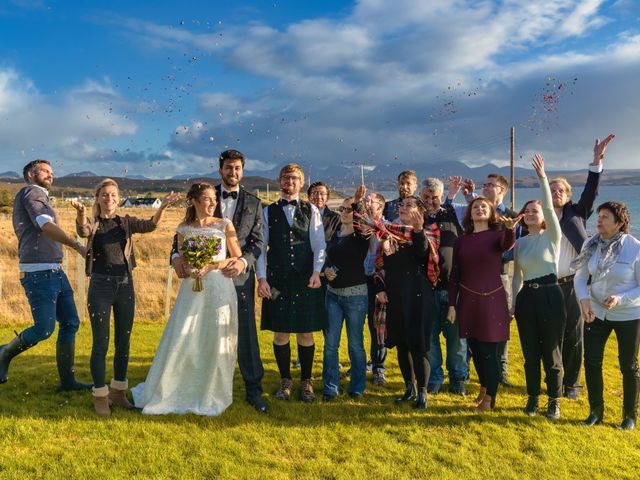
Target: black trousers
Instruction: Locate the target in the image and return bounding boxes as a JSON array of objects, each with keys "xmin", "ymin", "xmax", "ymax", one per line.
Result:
[
  {"xmin": 515, "ymin": 278, "xmax": 566, "ymax": 398},
  {"xmin": 366, "ymin": 276, "xmax": 387, "ymax": 373},
  {"xmin": 467, "ymin": 338, "xmax": 500, "ymax": 397},
  {"xmin": 236, "ymin": 275, "xmax": 265, "ymax": 400},
  {"xmin": 397, "ymin": 344, "xmax": 430, "ymax": 389},
  {"xmin": 584, "ymin": 317, "xmax": 640, "ymax": 419},
  {"xmin": 559, "ymin": 279, "xmax": 583, "ymax": 389},
  {"xmin": 87, "ymin": 273, "xmax": 135, "ymax": 388}
]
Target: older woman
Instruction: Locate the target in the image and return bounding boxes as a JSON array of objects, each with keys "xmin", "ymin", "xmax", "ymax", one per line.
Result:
[
  {"xmin": 374, "ymin": 196, "xmax": 439, "ymax": 409},
  {"xmin": 447, "ymin": 197, "xmax": 520, "ymax": 411},
  {"xmin": 573, "ymin": 201, "xmax": 640, "ymax": 430},
  {"xmin": 512, "ymin": 155, "xmax": 565, "ymax": 420},
  {"xmin": 71, "ymin": 179, "xmax": 178, "ymax": 417}
]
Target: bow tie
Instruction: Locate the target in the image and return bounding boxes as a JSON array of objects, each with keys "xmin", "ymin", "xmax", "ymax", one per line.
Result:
[
  {"xmin": 278, "ymin": 199, "xmax": 298, "ymax": 207},
  {"xmin": 222, "ymin": 191, "xmax": 238, "ymax": 200}
]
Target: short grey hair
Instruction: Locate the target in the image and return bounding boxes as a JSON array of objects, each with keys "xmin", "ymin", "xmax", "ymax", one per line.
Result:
[{"xmin": 422, "ymin": 177, "xmax": 444, "ymax": 194}]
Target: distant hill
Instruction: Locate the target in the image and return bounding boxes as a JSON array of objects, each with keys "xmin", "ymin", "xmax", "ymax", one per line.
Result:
[
  {"xmin": 63, "ymin": 171, "xmax": 97, "ymax": 177},
  {"xmin": 0, "ymin": 171, "xmax": 21, "ymax": 179}
]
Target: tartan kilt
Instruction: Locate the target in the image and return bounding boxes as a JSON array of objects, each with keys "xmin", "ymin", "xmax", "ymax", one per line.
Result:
[{"xmin": 260, "ymin": 269, "xmax": 327, "ymax": 333}]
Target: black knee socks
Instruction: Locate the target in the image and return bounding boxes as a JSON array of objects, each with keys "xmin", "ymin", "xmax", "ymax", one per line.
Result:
[
  {"xmin": 298, "ymin": 344, "xmax": 315, "ymax": 380},
  {"xmin": 273, "ymin": 342, "xmax": 291, "ymax": 380}
]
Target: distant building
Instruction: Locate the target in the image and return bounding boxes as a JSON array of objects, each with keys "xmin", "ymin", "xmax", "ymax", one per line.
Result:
[{"xmin": 121, "ymin": 197, "xmax": 162, "ymax": 208}]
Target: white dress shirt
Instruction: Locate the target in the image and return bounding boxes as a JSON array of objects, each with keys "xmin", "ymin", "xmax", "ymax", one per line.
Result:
[
  {"xmin": 256, "ymin": 196, "xmax": 326, "ymax": 280},
  {"xmin": 220, "ymin": 185, "xmax": 239, "ymax": 220}
]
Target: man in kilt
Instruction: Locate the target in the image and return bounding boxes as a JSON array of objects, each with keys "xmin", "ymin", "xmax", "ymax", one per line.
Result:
[{"xmin": 257, "ymin": 164, "xmax": 326, "ymax": 403}]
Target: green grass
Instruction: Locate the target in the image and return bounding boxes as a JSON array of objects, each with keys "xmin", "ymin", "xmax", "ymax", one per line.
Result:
[{"xmin": 1, "ymin": 323, "xmax": 638, "ymax": 480}]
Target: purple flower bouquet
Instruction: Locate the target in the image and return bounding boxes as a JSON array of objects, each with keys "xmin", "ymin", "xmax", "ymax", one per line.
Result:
[{"xmin": 180, "ymin": 234, "xmax": 223, "ymax": 292}]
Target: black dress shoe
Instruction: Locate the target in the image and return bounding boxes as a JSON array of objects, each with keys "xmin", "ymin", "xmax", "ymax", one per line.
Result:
[
  {"xmin": 395, "ymin": 383, "xmax": 416, "ymax": 403},
  {"xmin": 563, "ymin": 386, "xmax": 580, "ymax": 400},
  {"xmin": 248, "ymin": 396, "xmax": 268, "ymax": 413},
  {"xmin": 426, "ymin": 383, "xmax": 441, "ymax": 395},
  {"xmin": 524, "ymin": 396, "xmax": 539, "ymax": 416},
  {"xmin": 413, "ymin": 388, "xmax": 427, "ymax": 409},
  {"xmin": 619, "ymin": 417, "xmax": 635, "ymax": 431},
  {"xmin": 545, "ymin": 398, "xmax": 560, "ymax": 420}
]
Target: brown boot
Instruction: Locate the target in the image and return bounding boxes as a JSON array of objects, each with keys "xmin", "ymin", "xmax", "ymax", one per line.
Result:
[
  {"xmin": 475, "ymin": 387, "xmax": 487, "ymax": 405},
  {"xmin": 109, "ymin": 379, "xmax": 134, "ymax": 409},
  {"xmin": 477, "ymin": 394, "xmax": 494, "ymax": 412},
  {"xmin": 300, "ymin": 378, "xmax": 316, "ymax": 403},
  {"xmin": 93, "ymin": 386, "xmax": 111, "ymax": 417}
]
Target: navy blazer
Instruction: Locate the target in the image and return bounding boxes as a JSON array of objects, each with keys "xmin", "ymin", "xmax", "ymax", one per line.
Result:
[{"xmin": 558, "ymin": 169, "xmax": 601, "ymax": 254}]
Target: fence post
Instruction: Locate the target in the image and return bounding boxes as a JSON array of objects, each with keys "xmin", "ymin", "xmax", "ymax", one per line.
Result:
[
  {"xmin": 76, "ymin": 235, "xmax": 86, "ymax": 321},
  {"xmin": 165, "ymin": 265, "xmax": 174, "ymax": 319}
]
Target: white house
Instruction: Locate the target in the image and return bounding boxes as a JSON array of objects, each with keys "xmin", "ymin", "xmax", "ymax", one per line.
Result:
[{"xmin": 121, "ymin": 197, "xmax": 162, "ymax": 208}]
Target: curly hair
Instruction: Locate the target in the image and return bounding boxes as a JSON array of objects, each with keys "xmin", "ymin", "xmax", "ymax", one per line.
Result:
[
  {"xmin": 461, "ymin": 197, "xmax": 501, "ymax": 234},
  {"xmin": 597, "ymin": 201, "xmax": 630, "ymax": 234}
]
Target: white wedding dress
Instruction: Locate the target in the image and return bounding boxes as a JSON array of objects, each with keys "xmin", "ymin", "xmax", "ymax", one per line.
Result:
[{"xmin": 132, "ymin": 220, "xmax": 238, "ymax": 416}]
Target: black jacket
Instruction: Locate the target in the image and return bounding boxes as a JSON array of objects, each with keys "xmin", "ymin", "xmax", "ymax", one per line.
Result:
[{"xmin": 558, "ymin": 169, "xmax": 600, "ymax": 253}]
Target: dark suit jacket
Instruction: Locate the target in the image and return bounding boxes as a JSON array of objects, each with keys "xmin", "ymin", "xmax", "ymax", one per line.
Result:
[
  {"xmin": 171, "ymin": 185, "xmax": 264, "ymax": 286},
  {"xmin": 321, "ymin": 208, "xmax": 341, "ymax": 243},
  {"xmin": 559, "ymin": 169, "xmax": 600, "ymax": 253}
]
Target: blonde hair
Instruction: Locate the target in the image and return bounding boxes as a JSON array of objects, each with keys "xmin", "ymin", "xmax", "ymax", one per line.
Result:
[
  {"xmin": 93, "ymin": 178, "xmax": 120, "ymax": 217},
  {"xmin": 279, "ymin": 163, "xmax": 305, "ymax": 185},
  {"xmin": 549, "ymin": 177, "xmax": 572, "ymax": 199}
]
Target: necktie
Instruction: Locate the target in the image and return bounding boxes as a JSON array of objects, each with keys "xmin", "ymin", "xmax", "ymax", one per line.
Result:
[
  {"xmin": 278, "ymin": 199, "xmax": 298, "ymax": 207},
  {"xmin": 222, "ymin": 191, "xmax": 238, "ymax": 200}
]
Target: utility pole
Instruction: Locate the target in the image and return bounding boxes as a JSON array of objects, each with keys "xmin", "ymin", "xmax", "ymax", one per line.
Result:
[{"xmin": 510, "ymin": 126, "xmax": 515, "ymax": 210}]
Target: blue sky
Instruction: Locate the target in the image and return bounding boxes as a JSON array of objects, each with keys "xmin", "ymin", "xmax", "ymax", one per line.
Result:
[{"xmin": 1, "ymin": 0, "xmax": 639, "ymax": 179}]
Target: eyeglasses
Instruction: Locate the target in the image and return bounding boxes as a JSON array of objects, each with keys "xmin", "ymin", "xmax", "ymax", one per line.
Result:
[
  {"xmin": 337, "ymin": 206, "xmax": 353, "ymax": 213},
  {"xmin": 483, "ymin": 183, "xmax": 501, "ymax": 189},
  {"xmin": 282, "ymin": 175, "xmax": 301, "ymax": 181}
]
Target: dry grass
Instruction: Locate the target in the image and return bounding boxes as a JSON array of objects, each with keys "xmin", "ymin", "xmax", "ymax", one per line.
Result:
[{"xmin": 0, "ymin": 207, "xmax": 185, "ymax": 325}]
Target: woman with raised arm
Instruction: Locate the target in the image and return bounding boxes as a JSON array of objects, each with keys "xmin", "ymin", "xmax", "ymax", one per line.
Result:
[
  {"xmin": 71, "ymin": 179, "xmax": 178, "ymax": 417},
  {"xmin": 512, "ymin": 155, "xmax": 565, "ymax": 420},
  {"xmin": 131, "ymin": 182, "xmax": 242, "ymax": 416},
  {"xmin": 573, "ymin": 201, "xmax": 640, "ymax": 430},
  {"xmin": 447, "ymin": 198, "xmax": 520, "ymax": 411}
]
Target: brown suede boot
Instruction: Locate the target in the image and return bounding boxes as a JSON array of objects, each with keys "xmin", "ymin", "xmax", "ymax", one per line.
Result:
[
  {"xmin": 475, "ymin": 387, "xmax": 487, "ymax": 405},
  {"xmin": 477, "ymin": 394, "xmax": 494, "ymax": 412},
  {"xmin": 93, "ymin": 386, "xmax": 111, "ymax": 417},
  {"xmin": 109, "ymin": 379, "xmax": 134, "ymax": 409}
]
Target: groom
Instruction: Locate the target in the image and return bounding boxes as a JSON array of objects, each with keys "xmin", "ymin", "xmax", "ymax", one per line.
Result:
[{"xmin": 172, "ymin": 149, "xmax": 267, "ymax": 413}]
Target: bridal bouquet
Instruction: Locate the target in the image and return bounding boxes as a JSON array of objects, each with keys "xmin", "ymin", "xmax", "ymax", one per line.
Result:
[{"xmin": 180, "ymin": 234, "xmax": 223, "ymax": 292}]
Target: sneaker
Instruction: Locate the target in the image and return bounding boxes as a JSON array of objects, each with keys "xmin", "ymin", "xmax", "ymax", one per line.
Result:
[
  {"xmin": 545, "ymin": 398, "xmax": 561, "ymax": 420},
  {"xmin": 275, "ymin": 378, "xmax": 293, "ymax": 400},
  {"xmin": 427, "ymin": 383, "xmax": 442, "ymax": 395},
  {"xmin": 449, "ymin": 380, "xmax": 466, "ymax": 396},
  {"xmin": 373, "ymin": 371, "xmax": 387, "ymax": 387},
  {"xmin": 524, "ymin": 395, "xmax": 539, "ymax": 416},
  {"xmin": 300, "ymin": 378, "xmax": 316, "ymax": 403}
]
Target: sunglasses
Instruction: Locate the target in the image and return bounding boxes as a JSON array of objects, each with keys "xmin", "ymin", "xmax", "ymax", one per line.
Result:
[{"xmin": 337, "ymin": 206, "xmax": 353, "ymax": 213}]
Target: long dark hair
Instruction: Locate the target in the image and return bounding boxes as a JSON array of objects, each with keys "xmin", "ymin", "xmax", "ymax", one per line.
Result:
[
  {"xmin": 184, "ymin": 182, "xmax": 215, "ymax": 223},
  {"xmin": 461, "ymin": 196, "xmax": 500, "ymax": 234},
  {"xmin": 517, "ymin": 199, "xmax": 546, "ymax": 230}
]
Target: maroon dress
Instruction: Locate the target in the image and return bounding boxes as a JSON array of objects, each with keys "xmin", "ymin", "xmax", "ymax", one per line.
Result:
[{"xmin": 448, "ymin": 228, "xmax": 515, "ymax": 342}]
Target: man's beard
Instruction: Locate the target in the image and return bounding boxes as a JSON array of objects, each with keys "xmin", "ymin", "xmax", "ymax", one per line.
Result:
[
  {"xmin": 223, "ymin": 175, "xmax": 240, "ymax": 187},
  {"xmin": 36, "ymin": 178, "xmax": 52, "ymax": 189}
]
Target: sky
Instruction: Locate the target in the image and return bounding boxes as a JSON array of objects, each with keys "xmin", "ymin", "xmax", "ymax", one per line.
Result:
[{"xmin": 1, "ymin": 0, "xmax": 639, "ymax": 180}]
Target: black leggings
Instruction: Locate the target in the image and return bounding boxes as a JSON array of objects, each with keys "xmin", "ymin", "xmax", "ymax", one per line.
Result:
[
  {"xmin": 397, "ymin": 344, "xmax": 430, "ymax": 389},
  {"xmin": 468, "ymin": 338, "xmax": 500, "ymax": 397},
  {"xmin": 87, "ymin": 274, "xmax": 135, "ymax": 388}
]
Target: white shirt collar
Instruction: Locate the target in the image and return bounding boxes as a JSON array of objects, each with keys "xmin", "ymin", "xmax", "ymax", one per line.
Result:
[
  {"xmin": 31, "ymin": 184, "xmax": 49, "ymax": 196},
  {"xmin": 221, "ymin": 184, "xmax": 240, "ymax": 194}
]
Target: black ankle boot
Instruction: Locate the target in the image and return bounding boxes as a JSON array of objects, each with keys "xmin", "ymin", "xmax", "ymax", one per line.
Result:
[
  {"xmin": 581, "ymin": 404, "xmax": 604, "ymax": 426},
  {"xmin": 545, "ymin": 398, "xmax": 561, "ymax": 420},
  {"xmin": 619, "ymin": 417, "xmax": 636, "ymax": 431},
  {"xmin": 524, "ymin": 395, "xmax": 539, "ymax": 416},
  {"xmin": 413, "ymin": 388, "xmax": 427, "ymax": 409},
  {"xmin": 55, "ymin": 341, "xmax": 92, "ymax": 391},
  {"xmin": 0, "ymin": 332, "xmax": 34, "ymax": 384},
  {"xmin": 395, "ymin": 383, "xmax": 416, "ymax": 403}
]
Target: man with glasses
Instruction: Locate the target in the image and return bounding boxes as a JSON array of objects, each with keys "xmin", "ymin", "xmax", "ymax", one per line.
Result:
[
  {"xmin": 308, "ymin": 181, "xmax": 340, "ymax": 242},
  {"xmin": 257, "ymin": 164, "xmax": 326, "ymax": 403},
  {"xmin": 421, "ymin": 178, "xmax": 468, "ymax": 395}
]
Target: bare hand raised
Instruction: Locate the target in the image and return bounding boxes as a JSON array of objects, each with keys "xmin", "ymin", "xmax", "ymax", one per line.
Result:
[
  {"xmin": 593, "ymin": 134, "xmax": 615, "ymax": 165},
  {"xmin": 532, "ymin": 153, "xmax": 546, "ymax": 178},
  {"xmin": 161, "ymin": 191, "xmax": 180, "ymax": 208},
  {"xmin": 69, "ymin": 200, "xmax": 86, "ymax": 213},
  {"xmin": 500, "ymin": 214, "xmax": 524, "ymax": 230}
]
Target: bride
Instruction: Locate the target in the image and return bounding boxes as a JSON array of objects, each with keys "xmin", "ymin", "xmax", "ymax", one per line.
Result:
[{"xmin": 132, "ymin": 182, "xmax": 241, "ymax": 415}]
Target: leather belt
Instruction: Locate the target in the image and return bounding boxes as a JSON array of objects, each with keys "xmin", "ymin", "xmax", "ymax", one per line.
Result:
[
  {"xmin": 558, "ymin": 275, "xmax": 575, "ymax": 285},
  {"xmin": 523, "ymin": 281, "xmax": 558, "ymax": 289}
]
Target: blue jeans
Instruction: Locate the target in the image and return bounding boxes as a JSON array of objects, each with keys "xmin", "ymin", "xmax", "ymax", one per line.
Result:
[
  {"xmin": 427, "ymin": 289, "xmax": 468, "ymax": 385},
  {"xmin": 19, "ymin": 270, "xmax": 80, "ymax": 346},
  {"xmin": 323, "ymin": 290, "xmax": 367, "ymax": 396}
]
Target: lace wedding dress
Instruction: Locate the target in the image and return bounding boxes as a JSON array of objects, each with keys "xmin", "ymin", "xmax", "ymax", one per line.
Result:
[{"xmin": 132, "ymin": 219, "xmax": 238, "ymax": 415}]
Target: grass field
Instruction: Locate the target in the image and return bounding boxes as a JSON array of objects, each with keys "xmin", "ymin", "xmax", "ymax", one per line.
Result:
[{"xmin": 1, "ymin": 207, "xmax": 639, "ymax": 479}]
